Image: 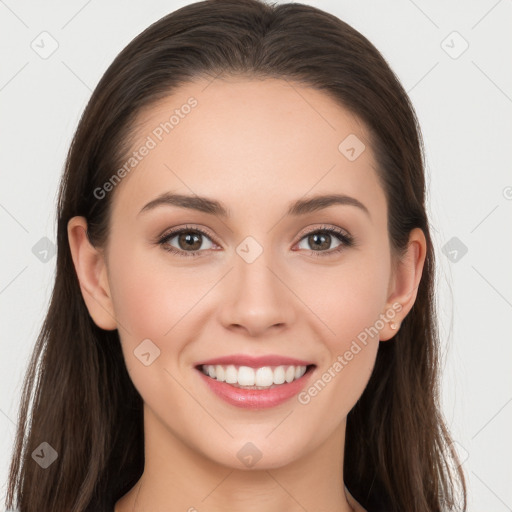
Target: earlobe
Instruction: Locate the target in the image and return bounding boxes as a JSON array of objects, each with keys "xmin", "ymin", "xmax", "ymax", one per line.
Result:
[
  {"xmin": 67, "ymin": 216, "xmax": 118, "ymax": 331},
  {"xmin": 380, "ymin": 228, "xmax": 427, "ymax": 341}
]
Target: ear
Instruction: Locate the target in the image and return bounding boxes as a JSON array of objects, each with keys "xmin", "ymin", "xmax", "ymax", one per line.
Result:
[
  {"xmin": 380, "ymin": 227, "xmax": 427, "ymax": 341},
  {"xmin": 67, "ymin": 216, "xmax": 117, "ymax": 330}
]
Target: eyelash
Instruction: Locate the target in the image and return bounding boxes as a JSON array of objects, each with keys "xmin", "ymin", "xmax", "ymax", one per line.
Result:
[{"xmin": 157, "ymin": 224, "xmax": 355, "ymax": 259}]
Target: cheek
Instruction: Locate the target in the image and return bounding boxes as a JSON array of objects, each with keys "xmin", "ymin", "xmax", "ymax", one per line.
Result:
[
  {"xmin": 298, "ymin": 250, "xmax": 390, "ymax": 342},
  {"xmin": 107, "ymin": 244, "xmax": 196, "ymax": 343},
  {"xmin": 296, "ymin": 251, "xmax": 389, "ymax": 405},
  {"xmin": 295, "ymin": 267, "xmax": 385, "ymax": 425},
  {"xmin": 106, "ymin": 246, "xmax": 203, "ymax": 407}
]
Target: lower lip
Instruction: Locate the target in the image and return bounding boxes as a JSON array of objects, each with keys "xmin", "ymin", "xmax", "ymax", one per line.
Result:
[{"xmin": 196, "ymin": 366, "xmax": 315, "ymax": 409}]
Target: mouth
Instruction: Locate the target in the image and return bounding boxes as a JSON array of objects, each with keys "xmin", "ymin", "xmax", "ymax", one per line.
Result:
[{"xmin": 195, "ymin": 363, "xmax": 317, "ymax": 390}]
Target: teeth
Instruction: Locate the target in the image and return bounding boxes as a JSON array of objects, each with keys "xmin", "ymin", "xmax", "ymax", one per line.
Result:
[
  {"xmin": 238, "ymin": 365, "xmax": 255, "ymax": 386},
  {"xmin": 273, "ymin": 365, "xmax": 285, "ymax": 384},
  {"xmin": 200, "ymin": 364, "xmax": 308, "ymax": 388},
  {"xmin": 255, "ymin": 366, "xmax": 274, "ymax": 387},
  {"xmin": 225, "ymin": 365, "xmax": 237, "ymax": 384}
]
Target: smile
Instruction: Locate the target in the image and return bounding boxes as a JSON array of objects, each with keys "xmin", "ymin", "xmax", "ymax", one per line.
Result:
[
  {"xmin": 195, "ymin": 363, "xmax": 317, "ymax": 409},
  {"xmin": 199, "ymin": 364, "xmax": 310, "ymax": 389}
]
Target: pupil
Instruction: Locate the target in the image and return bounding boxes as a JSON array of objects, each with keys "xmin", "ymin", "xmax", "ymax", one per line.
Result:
[
  {"xmin": 311, "ymin": 233, "xmax": 328, "ymax": 250},
  {"xmin": 181, "ymin": 233, "xmax": 200, "ymax": 249}
]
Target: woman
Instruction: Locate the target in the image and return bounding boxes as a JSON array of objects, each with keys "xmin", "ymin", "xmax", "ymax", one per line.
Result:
[{"xmin": 5, "ymin": 0, "xmax": 467, "ymax": 510}]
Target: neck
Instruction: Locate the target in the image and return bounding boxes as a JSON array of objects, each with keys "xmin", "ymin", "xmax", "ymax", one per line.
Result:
[{"xmin": 115, "ymin": 404, "xmax": 362, "ymax": 512}]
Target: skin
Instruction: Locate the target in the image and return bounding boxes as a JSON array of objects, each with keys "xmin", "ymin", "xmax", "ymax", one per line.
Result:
[{"xmin": 68, "ymin": 76, "xmax": 426, "ymax": 512}]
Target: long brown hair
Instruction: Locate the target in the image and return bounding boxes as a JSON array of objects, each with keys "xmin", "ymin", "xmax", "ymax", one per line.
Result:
[{"xmin": 5, "ymin": 1, "xmax": 467, "ymax": 510}]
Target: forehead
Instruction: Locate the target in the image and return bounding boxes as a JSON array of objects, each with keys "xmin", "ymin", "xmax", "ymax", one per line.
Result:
[{"xmin": 110, "ymin": 76, "xmax": 385, "ymax": 221}]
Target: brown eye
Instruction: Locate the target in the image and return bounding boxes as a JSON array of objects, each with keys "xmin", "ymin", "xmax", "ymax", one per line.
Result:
[
  {"xmin": 158, "ymin": 226, "xmax": 216, "ymax": 257},
  {"xmin": 295, "ymin": 227, "xmax": 354, "ymax": 258},
  {"xmin": 175, "ymin": 232, "xmax": 203, "ymax": 251}
]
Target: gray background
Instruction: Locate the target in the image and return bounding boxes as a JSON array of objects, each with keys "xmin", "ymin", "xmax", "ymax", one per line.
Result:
[{"xmin": 1, "ymin": 0, "xmax": 511, "ymax": 510}]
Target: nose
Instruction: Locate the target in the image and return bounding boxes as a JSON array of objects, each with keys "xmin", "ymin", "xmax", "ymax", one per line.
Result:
[{"xmin": 217, "ymin": 245, "xmax": 296, "ymax": 337}]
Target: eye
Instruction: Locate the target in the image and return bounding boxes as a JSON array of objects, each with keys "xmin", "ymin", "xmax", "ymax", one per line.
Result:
[
  {"xmin": 157, "ymin": 224, "xmax": 355, "ymax": 258},
  {"xmin": 157, "ymin": 225, "xmax": 217, "ymax": 257},
  {"xmin": 295, "ymin": 225, "xmax": 354, "ymax": 258}
]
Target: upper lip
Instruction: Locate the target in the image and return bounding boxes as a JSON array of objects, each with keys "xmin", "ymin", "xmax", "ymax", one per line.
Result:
[{"xmin": 195, "ymin": 354, "xmax": 315, "ymax": 368}]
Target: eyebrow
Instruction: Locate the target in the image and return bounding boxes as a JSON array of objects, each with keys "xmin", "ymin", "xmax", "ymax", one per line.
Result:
[{"xmin": 138, "ymin": 192, "xmax": 370, "ymax": 219}]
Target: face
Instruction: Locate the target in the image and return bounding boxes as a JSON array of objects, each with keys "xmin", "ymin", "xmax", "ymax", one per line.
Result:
[{"xmin": 86, "ymin": 77, "xmax": 404, "ymax": 470}]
